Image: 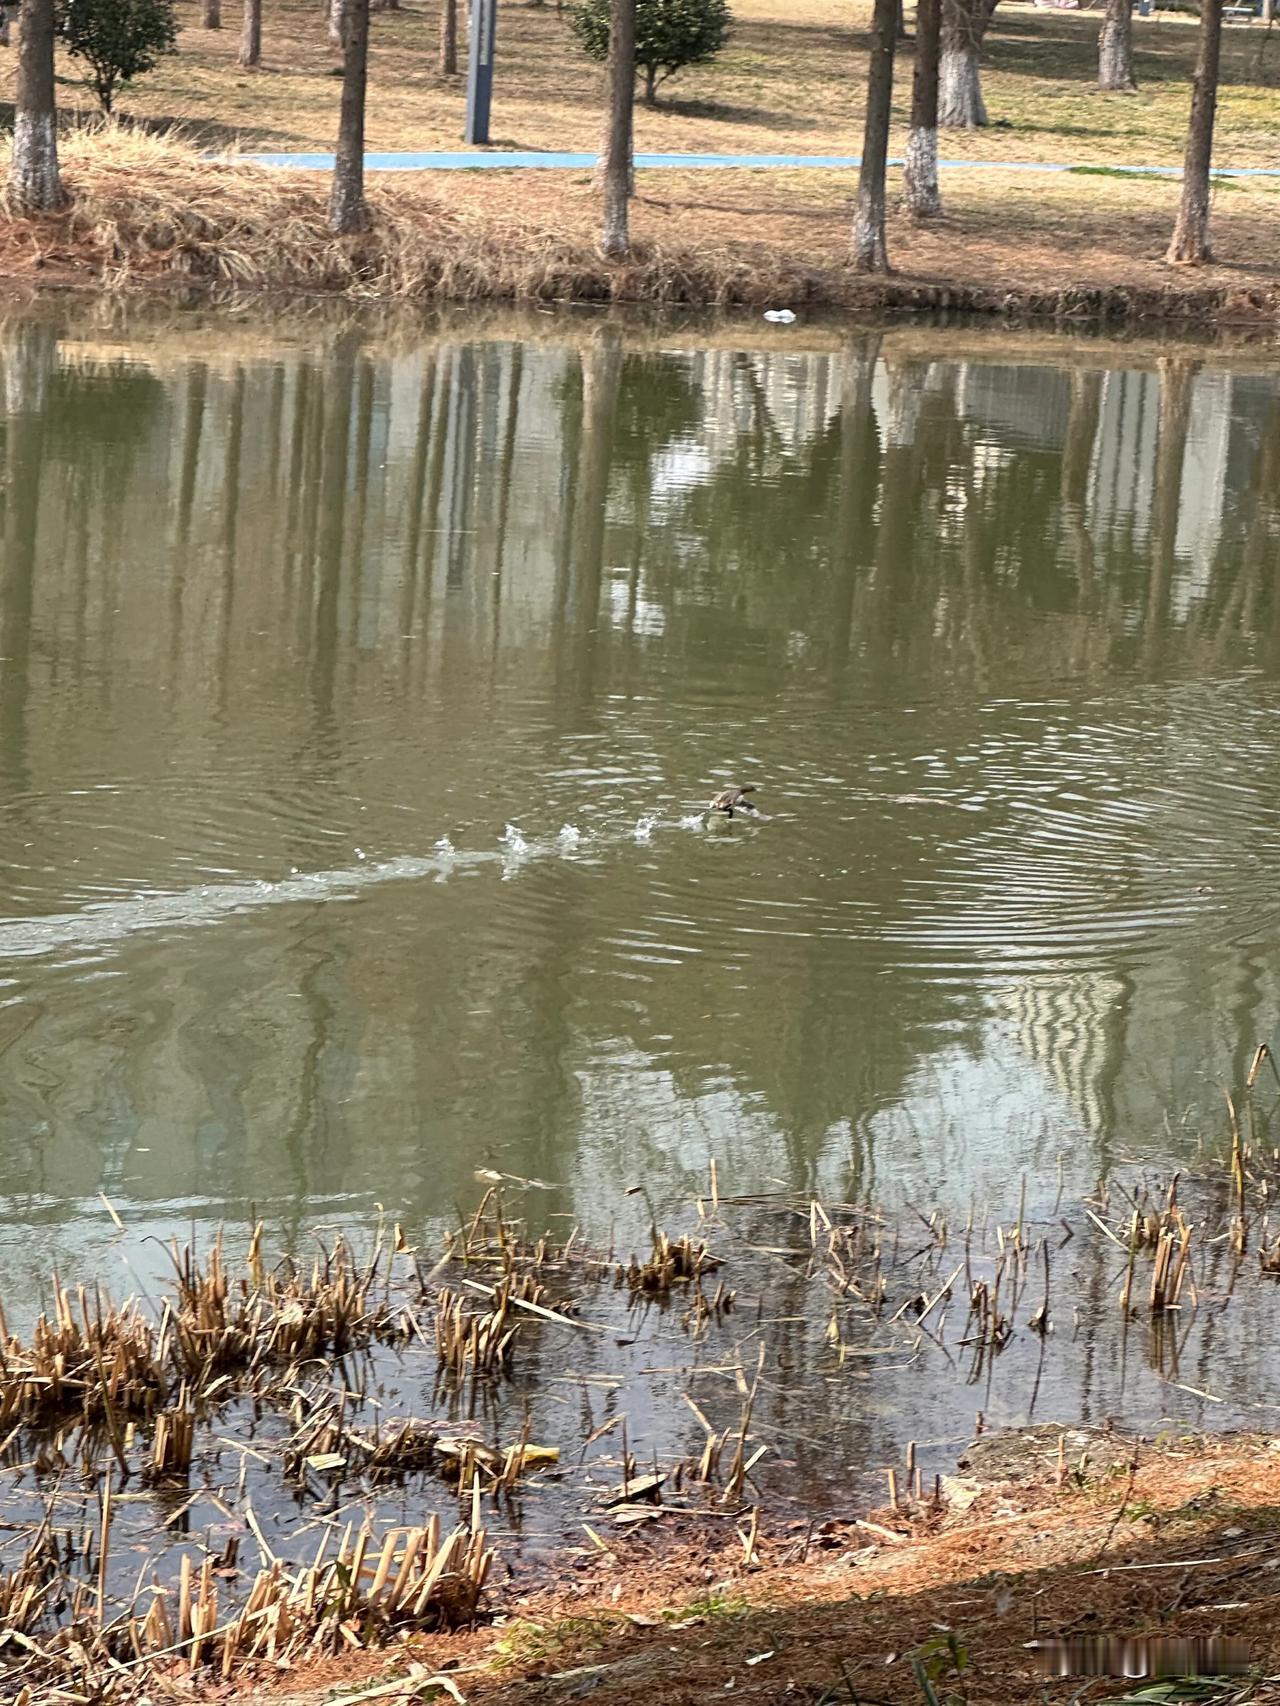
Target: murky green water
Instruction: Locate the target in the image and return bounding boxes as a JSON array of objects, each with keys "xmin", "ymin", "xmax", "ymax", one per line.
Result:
[{"xmin": 0, "ymin": 303, "xmax": 1277, "ymax": 1320}]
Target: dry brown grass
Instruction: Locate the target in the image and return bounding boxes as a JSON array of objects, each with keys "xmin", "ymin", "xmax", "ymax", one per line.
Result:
[
  {"xmin": 9, "ymin": 0, "xmax": 1279, "ymax": 168},
  {"xmin": 3, "ymin": 122, "xmax": 1275, "ymax": 319}
]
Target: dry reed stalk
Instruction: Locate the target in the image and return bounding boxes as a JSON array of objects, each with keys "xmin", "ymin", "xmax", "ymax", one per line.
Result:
[{"xmin": 619, "ymin": 1228, "xmax": 720, "ymax": 1298}]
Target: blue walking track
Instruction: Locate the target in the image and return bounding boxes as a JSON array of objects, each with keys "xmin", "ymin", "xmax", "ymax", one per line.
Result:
[{"xmin": 236, "ymin": 148, "xmax": 1280, "ymax": 178}]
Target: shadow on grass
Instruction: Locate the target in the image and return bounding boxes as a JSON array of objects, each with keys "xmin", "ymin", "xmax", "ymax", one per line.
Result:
[
  {"xmin": 475, "ymin": 1495, "xmax": 1280, "ymax": 1705},
  {"xmin": 0, "ymin": 87, "xmax": 296, "ymax": 151},
  {"xmin": 652, "ymin": 97, "xmax": 823, "ymax": 130}
]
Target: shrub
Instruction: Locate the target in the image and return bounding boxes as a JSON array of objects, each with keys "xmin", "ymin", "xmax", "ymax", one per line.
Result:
[
  {"xmin": 57, "ymin": 0, "xmax": 178, "ymax": 114},
  {"xmin": 568, "ymin": 0, "xmax": 732, "ymax": 105}
]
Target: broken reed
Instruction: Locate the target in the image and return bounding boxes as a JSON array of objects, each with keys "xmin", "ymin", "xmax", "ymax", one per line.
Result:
[{"xmin": 7, "ymin": 1504, "xmax": 493, "ymax": 1697}]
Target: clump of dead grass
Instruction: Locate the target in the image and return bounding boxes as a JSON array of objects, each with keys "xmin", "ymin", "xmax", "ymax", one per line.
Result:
[{"xmin": 0, "ymin": 121, "xmax": 830, "ymax": 307}]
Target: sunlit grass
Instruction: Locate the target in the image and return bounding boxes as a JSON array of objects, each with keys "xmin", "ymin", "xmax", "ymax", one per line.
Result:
[{"xmin": 3, "ymin": 0, "xmax": 1276, "ymax": 168}]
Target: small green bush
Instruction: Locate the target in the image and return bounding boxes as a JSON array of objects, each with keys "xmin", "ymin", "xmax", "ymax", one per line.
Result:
[
  {"xmin": 57, "ymin": 0, "xmax": 178, "ymax": 114},
  {"xmin": 568, "ymin": 0, "xmax": 733, "ymax": 105}
]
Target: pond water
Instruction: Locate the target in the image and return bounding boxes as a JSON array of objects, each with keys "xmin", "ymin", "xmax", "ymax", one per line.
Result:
[{"xmin": 0, "ymin": 304, "xmax": 1279, "ymax": 1450}]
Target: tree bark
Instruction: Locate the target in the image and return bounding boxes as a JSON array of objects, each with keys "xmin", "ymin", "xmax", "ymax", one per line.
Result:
[
  {"xmin": 939, "ymin": 0, "xmax": 989, "ymax": 126},
  {"xmin": 903, "ymin": 0, "xmax": 942, "ymax": 217},
  {"xmin": 1263, "ymin": 0, "xmax": 1274, "ymax": 24},
  {"xmin": 203, "ymin": 0, "xmax": 221, "ymax": 27},
  {"xmin": 328, "ymin": 0, "xmax": 347, "ymax": 50},
  {"xmin": 330, "ymin": 0, "xmax": 370, "ymax": 233},
  {"xmin": 1098, "ymin": 0, "xmax": 1136, "ymax": 90},
  {"xmin": 1166, "ymin": 0, "xmax": 1222, "ymax": 263},
  {"xmin": 239, "ymin": 0, "xmax": 262, "ymax": 65},
  {"xmin": 598, "ymin": 0, "xmax": 635, "ymax": 258},
  {"xmin": 643, "ymin": 63, "xmax": 658, "ymax": 103},
  {"xmin": 439, "ymin": 0, "xmax": 457, "ymax": 71},
  {"xmin": 852, "ymin": 0, "xmax": 898, "ymax": 271},
  {"xmin": 9, "ymin": 0, "xmax": 63, "ymax": 213}
]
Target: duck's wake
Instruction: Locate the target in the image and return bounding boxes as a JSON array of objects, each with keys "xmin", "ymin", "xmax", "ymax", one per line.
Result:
[{"xmin": 0, "ymin": 810, "xmax": 717, "ymax": 964}]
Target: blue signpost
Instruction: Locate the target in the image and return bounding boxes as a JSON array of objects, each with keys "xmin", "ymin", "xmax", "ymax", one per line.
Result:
[{"xmin": 465, "ymin": 0, "xmax": 498, "ymax": 145}]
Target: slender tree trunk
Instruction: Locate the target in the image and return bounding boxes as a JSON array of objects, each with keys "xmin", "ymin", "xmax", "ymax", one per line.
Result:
[
  {"xmin": 203, "ymin": 0, "xmax": 221, "ymax": 27},
  {"xmin": 1098, "ymin": 0, "xmax": 1136, "ymax": 90},
  {"xmin": 1263, "ymin": 0, "xmax": 1274, "ymax": 24},
  {"xmin": 239, "ymin": 0, "xmax": 262, "ymax": 65},
  {"xmin": 328, "ymin": 0, "xmax": 347, "ymax": 49},
  {"xmin": 439, "ymin": 0, "xmax": 457, "ymax": 70},
  {"xmin": 330, "ymin": 0, "xmax": 370, "ymax": 233},
  {"xmin": 852, "ymin": 0, "xmax": 898, "ymax": 272},
  {"xmin": 599, "ymin": 0, "xmax": 635, "ymax": 258},
  {"xmin": 643, "ymin": 63, "xmax": 657, "ymax": 103},
  {"xmin": 9, "ymin": 0, "xmax": 63, "ymax": 212},
  {"xmin": 0, "ymin": 9, "xmax": 10, "ymax": 45},
  {"xmin": 903, "ymin": 0, "xmax": 942, "ymax": 217},
  {"xmin": 939, "ymin": 0, "xmax": 989, "ymax": 125},
  {"xmin": 1166, "ymin": 0, "xmax": 1222, "ymax": 263}
]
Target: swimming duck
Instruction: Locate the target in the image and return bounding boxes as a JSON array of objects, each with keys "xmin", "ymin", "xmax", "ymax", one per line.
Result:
[{"xmin": 708, "ymin": 784, "xmax": 760, "ymax": 819}]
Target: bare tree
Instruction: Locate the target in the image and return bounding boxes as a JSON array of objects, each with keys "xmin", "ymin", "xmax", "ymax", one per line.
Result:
[
  {"xmin": 9, "ymin": 0, "xmax": 64, "ymax": 212},
  {"xmin": 439, "ymin": 0, "xmax": 457, "ymax": 70},
  {"xmin": 330, "ymin": 0, "xmax": 371, "ymax": 233},
  {"xmin": 239, "ymin": 0, "xmax": 262, "ymax": 64},
  {"xmin": 329, "ymin": 0, "xmax": 347, "ymax": 49},
  {"xmin": 852, "ymin": 0, "xmax": 898, "ymax": 270},
  {"xmin": 1166, "ymin": 0, "xmax": 1223, "ymax": 263},
  {"xmin": 598, "ymin": 0, "xmax": 635, "ymax": 258},
  {"xmin": 1098, "ymin": 0, "xmax": 1136, "ymax": 90},
  {"xmin": 940, "ymin": 0, "xmax": 994, "ymax": 126},
  {"xmin": 203, "ymin": 0, "xmax": 221, "ymax": 27},
  {"xmin": 903, "ymin": 0, "xmax": 942, "ymax": 217}
]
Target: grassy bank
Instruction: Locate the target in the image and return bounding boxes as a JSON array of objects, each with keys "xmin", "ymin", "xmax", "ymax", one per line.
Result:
[
  {"xmin": 0, "ymin": 0, "xmax": 1277, "ymax": 315},
  {"xmin": 4, "ymin": 125, "xmax": 1280, "ymax": 321},
  {"xmin": 277, "ymin": 1431, "xmax": 1280, "ymax": 1706}
]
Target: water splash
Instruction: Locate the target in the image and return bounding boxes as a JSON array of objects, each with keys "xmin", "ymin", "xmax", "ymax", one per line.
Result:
[
  {"xmin": 634, "ymin": 815, "xmax": 657, "ymax": 843},
  {"xmin": 500, "ymin": 823, "xmax": 530, "ymax": 881},
  {"xmin": 680, "ymin": 812, "xmax": 708, "ymax": 830},
  {"xmin": 432, "ymin": 836, "xmax": 456, "ymax": 882},
  {"xmin": 558, "ymin": 824, "xmax": 583, "ymax": 847}
]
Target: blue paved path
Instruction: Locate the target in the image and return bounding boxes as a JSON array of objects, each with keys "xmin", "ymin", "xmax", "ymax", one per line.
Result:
[{"xmin": 235, "ymin": 148, "xmax": 1280, "ymax": 178}]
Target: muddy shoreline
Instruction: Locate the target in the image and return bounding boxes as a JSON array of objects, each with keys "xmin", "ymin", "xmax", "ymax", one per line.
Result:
[{"xmin": 5, "ymin": 1138, "xmax": 1280, "ymax": 1701}]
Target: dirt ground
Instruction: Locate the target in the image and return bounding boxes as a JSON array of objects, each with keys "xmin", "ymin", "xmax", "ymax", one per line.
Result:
[{"xmin": 216, "ymin": 1428, "xmax": 1280, "ymax": 1706}]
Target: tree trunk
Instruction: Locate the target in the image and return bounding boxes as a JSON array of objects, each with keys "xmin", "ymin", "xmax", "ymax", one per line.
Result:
[
  {"xmin": 598, "ymin": 0, "xmax": 635, "ymax": 258},
  {"xmin": 239, "ymin": 0, "xmax": 262, "ymax": 65},
  {"xmin": 643, "ymin": 63, "xmax": 657, "ymax": 103},
  {"xmin": 1263, "ymin": 0, "xmax": 1274, "ymax": 23},
  {"xmin": 852, "ymin": 0, "xmax": 898, "ymax": 271},
  {"xmin": 1166, "ymin": 0, "xmax": 1222, "ymax": 263},
  {"xmin": 439, "ymin": 0, "xmax": 457, "ymax": 71},
  {"xmin": 939, "ymin": 0, "xmax": 989, "ymax": 126},
  {"xmin": 903, "ymin": 0, "xmax": 942, "ymax": 217},
  {"xmin": 1098, "ymin": 0, "xmax": 1136, "ymax": 90},
  {"xmin": 328, "ymin": 0, "xmax": 347, "ymax": 50},
  {"xmin": 9, "ymin": 0, "xmax": 63, "ymax": 213},
  {"xmin": 330, "ymin": 0, "xmax": 370, "ymax": 233},
  {"xmin": 203, "ymin": 0, "xmax": 221, "ymax": 27}
]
